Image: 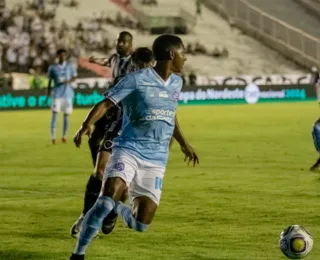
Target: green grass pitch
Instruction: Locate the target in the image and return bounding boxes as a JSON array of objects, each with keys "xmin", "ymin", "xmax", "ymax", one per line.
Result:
[{"xmin": 1, "ymin": 102, "xmax": 320, "ymax": 260}]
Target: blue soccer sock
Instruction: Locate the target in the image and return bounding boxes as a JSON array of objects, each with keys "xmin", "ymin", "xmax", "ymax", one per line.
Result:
[
  {"xmin": 73, "ymin": 196, "xmax": 115, "ymax": 255},
  {"xmin": 50, "ymin": 112, "xmax": 58, "ymax": 139},
  {"xmin": 63, "ymin": 113, "xmax": 68, "ymax": 137},
  {"xmin": 115, "ymin": 202, "xmax": 148, "ymax": 232}
]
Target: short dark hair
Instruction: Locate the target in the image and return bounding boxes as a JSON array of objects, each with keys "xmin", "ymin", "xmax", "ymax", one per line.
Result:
[
  {"xmin": 119, "ymin": 31, "xmax": 133, "ymax": 41},
  {"xmin": 152, "ymin": 34, "xmax": 183, "ymax": 61},
  {"xmin": 132, "ymin": 47, "xmax": 153, "ymax": 63},
  {"xmin": 56, "ymin": 48, "xmax": 67, "ymax": 56}
]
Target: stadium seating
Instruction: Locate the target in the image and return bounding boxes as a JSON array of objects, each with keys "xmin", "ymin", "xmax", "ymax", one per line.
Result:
[
  {"xmin": 246, "ymin": 0, "xmax": 320, "ymax": 38},
  {"xmin": 296, "ymin": 0, "xmax": 320, "ymax": 19},
  {"xmin": 3, "ymin": 0, "xmax": 304, "ymax": 77},
  {"xmin": 125, "ymin": 0, "xmax": 303, "ymax": 75}
]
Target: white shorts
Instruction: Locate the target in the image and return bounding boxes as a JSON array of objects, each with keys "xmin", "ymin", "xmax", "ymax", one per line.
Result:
[
  {"xmin": 51, "ymin": 98, "xmax": 73, "ymax": 114},
  {"xmin": 104, "ymin": 149, "xmax": 165, "ymax": 205}
]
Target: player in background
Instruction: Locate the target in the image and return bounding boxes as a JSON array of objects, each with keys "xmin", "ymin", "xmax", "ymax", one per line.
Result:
[
  {"xmin": 47, "ymin": 48, "xmax": 77, "ymax": 144},
  {"xmin": 87, "ymin": 31, "xmax": 133, "ymax": 167},
  {"xmin": 310, "ymin": 66, "xmax": 320, "ymax": 171},
  {"xmin": 69, "ymin": 34, "xmax": 199, "ymax": 260},
  {"xmin": 70, "ymin": 47, "xmax": 154, "ymax": 238}
]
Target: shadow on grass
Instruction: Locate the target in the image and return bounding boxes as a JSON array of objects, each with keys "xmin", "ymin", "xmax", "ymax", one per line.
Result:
[{"xmin": 0, "ymin": 250, "xmax": 63, "ymax": 260}]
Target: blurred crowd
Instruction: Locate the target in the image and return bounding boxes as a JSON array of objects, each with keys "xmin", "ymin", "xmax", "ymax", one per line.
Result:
[
  {"xmin": 0, "ymin": 1, "xmax": 82, "ymax": 74},
  {"xmin": 186, "ymin": 42, "xmax": 229, "ymax": 59},
  {"xmin": 0, "ymin": 0, "xmax": 225, "ymax": 83},
  {"xmin": 140, "ymin": 0, "xmax": 158, "ymax": 6},
  {"xmin": 0, "ymin": 0, "xmax": 142, "ymax": 75}
]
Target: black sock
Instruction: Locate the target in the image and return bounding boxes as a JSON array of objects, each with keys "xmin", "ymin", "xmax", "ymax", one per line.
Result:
[
  {"xmin": 88, "ymin": 142, "xmax": 99, "ymax": 167},
  {"xmin": 82, "ymin": 174, "xmax": 102, "ymax": 215}
]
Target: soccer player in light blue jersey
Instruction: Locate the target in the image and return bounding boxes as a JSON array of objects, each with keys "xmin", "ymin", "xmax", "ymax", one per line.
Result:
[
  {"xmin": 70, "ymin": 47, "xmax": 155, "ymax": 238},
  {"xmin": 47, "ymin": 48, "xmax": 77, "ymax": 144},
  {"xmin": 70, "ymin": 34, "xmax": 199, "ymax": 260}
]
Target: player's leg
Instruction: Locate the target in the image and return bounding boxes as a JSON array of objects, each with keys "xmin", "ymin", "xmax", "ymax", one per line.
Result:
[
  {"xmin": 62, "ymin": 113, "xmax": 69, "ymax": 143},
  {"xmin": 115, "ymin": 159, "xmax": 164, "ymax": 232},
  {"xmin": 70, "ymin": 150, "xmax": 136, "ymax": 259},
  {"xmin": 169, "ymin": 136, "xmax": 175, "ymax": 149},
  {"xmin": 97, "ymin": 136, "xmax": 129, "ymax": 234},
  {"xmin": 115, "ymin": 196, "xmax": 157, "ymax": 232},
  {"xmin": 70, "ymin": 144, "xmax": 111, "ymax": 237},
  {"xmin": 50, "ymin": 98, "xmax": 62, "ymax": 144},
  {"xmin": 101, "ymin": 184, "xmax": 128, "ymax": 234},
  {"xmin": 70, "ymin": 177, "xmax": 126, "ymax": 259},
  {"xmin": 51, "ymin": 112, "xmax": 58, "ymax": 144},
  {"xmin": 62, "ymin": 98, "xmax": 73, "ymax": 143},
  {"xmin": 88, "ymin": 118, "xmax": 106, "ymax": 167},
  {"xmin": 310, "ymin": 120, "xmax": 320, "ymax": 171},
  {"xmin": 70, "ymin": 165, "xmax": 103, "ymax": 238}
]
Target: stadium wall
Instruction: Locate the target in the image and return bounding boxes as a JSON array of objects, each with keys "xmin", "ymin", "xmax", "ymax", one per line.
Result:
[
  {"xmin": 293, "ymin": 0, "xmax": 320, "ymax": 19},
  {"xmin": 0, "ymin": 83, "xmax": 315, "ymax": 110},
  {"xmin": 202, "ymin": 0, "xmax": 320, "ymax": 70}
]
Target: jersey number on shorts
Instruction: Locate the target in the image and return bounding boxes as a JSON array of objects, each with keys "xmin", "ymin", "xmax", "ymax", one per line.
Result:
[{"xmin": 155, "ymin": 177, "xmax": 163, "ymax": 190}]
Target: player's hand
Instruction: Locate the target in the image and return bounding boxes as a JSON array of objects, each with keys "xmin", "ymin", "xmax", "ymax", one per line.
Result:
[
  {"xmin": 180, "ymin": 143, "xmax": 199, "ymax": 167},
  {"xmin": 73, "ymin": 124, "xmax": 92, "ymax": 148},
  {"xmin": 63, "ymin": 80, "xmax": 71, "ymax": 84}
]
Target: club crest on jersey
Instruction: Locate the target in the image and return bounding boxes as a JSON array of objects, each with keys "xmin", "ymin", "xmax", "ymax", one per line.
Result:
[
  {"xmin": 114, "ymin": 162, "xmax": 125, "ymax": 171},
  {"xmin": 173, "ymin": 91, "xmax": 179, "ymax": 102}
]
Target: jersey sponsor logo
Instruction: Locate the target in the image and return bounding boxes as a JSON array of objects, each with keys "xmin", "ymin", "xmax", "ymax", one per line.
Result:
[
  {"xmin": 159, "ymin": 91, "xmax": 168, "ymax": 98},
  {"xmin": 145, "ymin": 108, "xmax": 175, "ymax": 123},
  {"xmin": 140, "ymin": 81, "xmax": 158, "ymax": 86},
  {"xmin": 114, "ymin": 162, "xmax": 125, "ymax": 171}
]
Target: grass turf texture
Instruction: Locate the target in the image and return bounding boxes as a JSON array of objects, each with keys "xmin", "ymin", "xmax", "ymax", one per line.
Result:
[{"xmin": 0, "ymin": 103, "xmax": 319, "ymax": 260}]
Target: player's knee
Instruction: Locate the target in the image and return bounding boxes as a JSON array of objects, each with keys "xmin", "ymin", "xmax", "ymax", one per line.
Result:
[
  {"xmin": 120, "ymin": 188, "xmax": 128, "ymax": 202},
  {"xmin": 93, "ymin": 171, "xmax": 104, "ymax": 181},
  {"xmin": 133, "ymin": 219, "xmax": 149, "ymax": 232},
  {"xmin": 96, "ymin": 161, "xmax": 107, "ymax": 177}
]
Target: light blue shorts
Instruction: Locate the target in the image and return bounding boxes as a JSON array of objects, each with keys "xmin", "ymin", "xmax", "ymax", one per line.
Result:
[{"xmin": 104, "ymin": 148, "xmax": 165, "ymax": 205}]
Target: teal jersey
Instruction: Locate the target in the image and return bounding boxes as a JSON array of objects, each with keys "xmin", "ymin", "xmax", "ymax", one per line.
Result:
[{"xmin": 105, "ymin": 67, "xmax": 182, "ymax": 167}]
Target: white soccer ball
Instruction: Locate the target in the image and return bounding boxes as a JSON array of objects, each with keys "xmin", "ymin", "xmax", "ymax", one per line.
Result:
[{"xmin": 279, "ymin": 225, "xmax": 313, "ymax": 259}]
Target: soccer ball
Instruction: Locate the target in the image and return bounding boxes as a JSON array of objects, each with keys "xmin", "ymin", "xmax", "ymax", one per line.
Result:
[{"xmin": 279, "ymin": 225, "xmax": 313, "ymax": 259}]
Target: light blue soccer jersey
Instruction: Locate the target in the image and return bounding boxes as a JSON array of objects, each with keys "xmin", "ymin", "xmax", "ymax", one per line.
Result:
[
  {"xmin": 105, "ymin": 67, "xmax": 182, "ymax": 167},
  {"xmin": 48, "ymin": 62, "xmax": 77, "ymax": 99}
]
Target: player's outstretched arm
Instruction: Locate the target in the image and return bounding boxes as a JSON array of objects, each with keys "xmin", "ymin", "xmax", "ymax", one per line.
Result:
[
  {"xmin": 173, "ymin": 115, "xmax": 199, "ymax": 166},
  {"xmin": 63, "ymin": 76, "xmax": 77, "ymax": 84},
  {"xmin": 89, "ymin": 56, "xmax": 110, "ymax": 67},
  {"xmin": 74, "ymin": 73, "xmax": 136, "ymax": 147},
  {"xmin": 73, "ymin": 99, "xmax": 113, "ymax": 148}
]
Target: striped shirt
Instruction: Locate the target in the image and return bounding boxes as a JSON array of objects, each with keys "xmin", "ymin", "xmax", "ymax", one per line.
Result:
[
  {"xmin": 312, "ymin": 72, "xmax": 320, "ymax": 86},
  {"xmin": 102, "ymin": 53, "xmax": 134, "ymax": 136},
  {"xmin": 107, "ymin": 53, "xmax": 133, "ymax": 79}
]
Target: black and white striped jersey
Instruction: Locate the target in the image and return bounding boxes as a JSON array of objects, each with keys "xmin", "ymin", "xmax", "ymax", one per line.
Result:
[
  {"xmin": 101, "ymin": 54, "xmax": 134, "ymax": 138},
  {"xmin": 312, "ymin": 72, "xmax": 320, "ymax": 86},
  {"xmin": 107, "ymin": 53, "xmax": 133, "ymax": 79}
]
